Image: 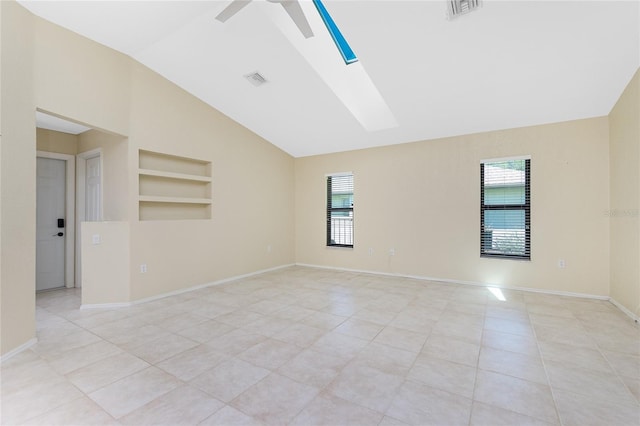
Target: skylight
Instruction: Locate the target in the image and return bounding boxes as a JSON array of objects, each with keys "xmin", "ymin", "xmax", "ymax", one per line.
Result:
[
  {"xmin": 312, "ymin": 0, "xmax": 358, "ymax": 65},
  {"xmin": 262, "ymin": 0, "xmax": 397, "ymax": 132}
]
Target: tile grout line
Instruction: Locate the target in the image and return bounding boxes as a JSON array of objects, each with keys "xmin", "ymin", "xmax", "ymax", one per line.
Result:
[{"xmin": 528, "ymin": 299, "xmax": 566, "ymax": 426}]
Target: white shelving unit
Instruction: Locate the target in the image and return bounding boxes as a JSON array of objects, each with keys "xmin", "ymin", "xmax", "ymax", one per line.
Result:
[
  {"xmin": 138, "ymin": 150, "xmax": 212, "ymax": 221},
  {"xmin": 138, "ymin": 168, "xmax": 212, "ymax": 182}
]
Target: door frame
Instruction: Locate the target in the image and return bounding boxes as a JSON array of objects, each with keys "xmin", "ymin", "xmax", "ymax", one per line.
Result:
[
  {"xmin": 76, "ymin": 148, "xmax": 103, "ymax": 288},
  {"xmin": 36, "ymin": 151, "xmax": 76, "ymax": 289}
]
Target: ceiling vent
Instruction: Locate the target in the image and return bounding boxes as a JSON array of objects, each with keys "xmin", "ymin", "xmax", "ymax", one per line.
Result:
[
  {"xmin": 447, "ymin": 0, "xmax": 482, "ymax": 19},
  {"xmin": 244, "ymin": 72, "xmax": 268, "ymax": 87}
]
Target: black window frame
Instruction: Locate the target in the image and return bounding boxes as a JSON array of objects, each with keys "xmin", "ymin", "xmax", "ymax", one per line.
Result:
[
  {"xmin": 480, "ymin": 159, "xmax": 531, "ymax": 260},
  {"xmin": 326, "ymin": 174, "xmax": 354, "ymax": 248}
]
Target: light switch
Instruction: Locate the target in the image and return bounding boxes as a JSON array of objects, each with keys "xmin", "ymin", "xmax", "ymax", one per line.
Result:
[{"xmin": 92, "ymin": 234, "xmax": 101, "ymax": 245}]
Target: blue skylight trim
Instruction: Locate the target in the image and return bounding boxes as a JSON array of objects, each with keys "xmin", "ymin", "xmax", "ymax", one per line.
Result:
[{"xmin": 312, "ymin": 0, "xmax": 358, "ymax": 65}]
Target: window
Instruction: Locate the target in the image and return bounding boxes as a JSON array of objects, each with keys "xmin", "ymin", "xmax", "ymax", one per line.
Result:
[
  {"xmin": 327, "ymin": 174, "xmax": 354, "ymax": 247},
  {"xmin": 481, "ymin": 158, "xmax": 530, "ymax": 259}
]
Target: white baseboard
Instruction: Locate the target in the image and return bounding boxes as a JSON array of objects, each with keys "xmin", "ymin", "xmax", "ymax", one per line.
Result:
[
  {"xmin": 0, "ymin": 337, "xmax": 37, "ymax": 364},
  {"xmin": 609, "ymin": 298, "xmax": 640, "ymax": 322},
  {"xmin": 80, "ymin": 262, "xmax": 632, "ymax": 323},
  {"xmin": 9, "ymin": 264, "xmax": 634, "ymax": 360},
  {"xmin": 295, "ymin": 263, "xmax": 610, "ymax": 301},
  {"xmin": 80, "ymin": 263, "xmax": 295, "ymax": 310},
  {"xmin": 81, "ymin": 302, "xmax": 131, "ymax": 310}
]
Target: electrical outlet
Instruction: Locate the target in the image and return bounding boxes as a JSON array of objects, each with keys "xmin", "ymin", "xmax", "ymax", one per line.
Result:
[
  {"xmin": 140, "ymin": 264, "xmax": 147, "ymax": 273},
  {"xmin": 558, "ymin": 259, "xmax": 566, "ymax": 269},
  {"xmin": 91, "ymin": 234, "xmax": 101, "ymax": 245},
  {"xmin": 389, "ymin": 248, "xmax": 395, "ymax": 256}
]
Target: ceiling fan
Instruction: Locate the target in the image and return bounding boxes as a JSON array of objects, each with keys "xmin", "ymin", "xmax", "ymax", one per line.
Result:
[
  {"xmin": 215, "ymin": 0, "xmax": 357, "ymax": 64},
  {"xmin": 216, "ymin": 0, "xmax": 313, "ymax": 38}
]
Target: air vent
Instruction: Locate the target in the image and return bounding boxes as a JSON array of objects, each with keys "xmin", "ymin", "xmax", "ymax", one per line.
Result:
[
  {"xmin": 447, "ymin": 0, "xmax": 482, "ymax": 19},
  {"xmin": 244, "ymin": 72, "xmax": 268, "ymax": 87}
]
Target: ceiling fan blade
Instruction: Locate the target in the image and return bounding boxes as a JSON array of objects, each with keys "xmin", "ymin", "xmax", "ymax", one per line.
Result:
[
  {"xmin": 215, "ymin": 0, "xmax": 253, "ymax": 23},
  {"xmin": 280, "ymin": 1, "xmax": 314, "ymax": 38}
]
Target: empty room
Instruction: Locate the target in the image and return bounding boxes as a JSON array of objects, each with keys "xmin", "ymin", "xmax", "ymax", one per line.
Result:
[{"xmin": 1, "ymin": 0, "xmax": 639, "ymax": 425}]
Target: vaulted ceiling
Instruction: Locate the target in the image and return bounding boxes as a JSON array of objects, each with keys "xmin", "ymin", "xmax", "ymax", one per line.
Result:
[{"xmin": 20, "ymin": 1, "xmax": 640, "ymax": 157}]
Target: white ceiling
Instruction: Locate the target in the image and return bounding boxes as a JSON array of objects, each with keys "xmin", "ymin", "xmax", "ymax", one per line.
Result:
[{"xmin": 19, "ymin": 1, "xmax": 640, "ymax": 158}]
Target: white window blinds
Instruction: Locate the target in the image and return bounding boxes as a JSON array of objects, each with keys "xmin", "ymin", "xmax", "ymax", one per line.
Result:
[
  {"xmin": 327, "ymin": 174, "xmax": 354, "ymax": 247},
  {"xmin": 481, "ymin": 159, "xmax": 530, "ymax": 259}
]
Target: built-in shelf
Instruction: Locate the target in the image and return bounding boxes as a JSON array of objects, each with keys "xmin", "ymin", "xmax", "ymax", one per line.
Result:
[
  {"xmin": 139, "ymin": 195, "xmax": 212, "ymax": 204},
  {"xmin": 138, "ymin": 168, "xmax": 212, "ymax": 183},
  {"xmin": 138, "ymin": 150, "xmax": 212, "ymax": 221}
]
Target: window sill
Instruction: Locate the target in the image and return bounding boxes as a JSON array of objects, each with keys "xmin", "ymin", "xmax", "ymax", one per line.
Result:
[{"xmin": 481, "ymin": 254, "xmax": 531, "ymax": 261}]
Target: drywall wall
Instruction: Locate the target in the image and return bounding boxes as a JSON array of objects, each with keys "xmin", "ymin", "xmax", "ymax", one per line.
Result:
[
  {"xmin": 32, "ymin": 8, "xmax": 295, "ymax": 305},
  {"xmin": 33, "ymin": 15, "xmax": 130, "ymax": 137},
  {"xmin": 1, "ymin": 1, "xmax": 37, "ymax": 356},
  {"xmin": 1, "ymin": 0, "xmax": 295, "ymax": 357},
  {"xmin": 128, "ymin": 61, "xmax": 295, "ymax": 300},
  {"xmin": 295, "ymin": 117, "xmax": 610, "ymax": 297},
  {"xmin": 36, "ymin": 128, "xmax": 78, "ymax": 155},
  {"xmin": 81, "ymin": 221, "xmax": 130, "ymax": 305},
  {"xmin": 609, "ymin": 68, "xmax": 640, "ymax": 317}
]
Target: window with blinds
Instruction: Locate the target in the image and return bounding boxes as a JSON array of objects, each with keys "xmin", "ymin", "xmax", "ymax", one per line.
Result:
[
  {"xmin": 327, "ymin": 174, "xmax": 354, "ymax": 247},
  {"xmin": 481, "ymin": 158, "xmax": 530, "ymax": 259}
]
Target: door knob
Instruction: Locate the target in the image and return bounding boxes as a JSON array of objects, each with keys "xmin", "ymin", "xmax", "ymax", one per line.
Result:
[{"xmin": 53, "ymin": 232, "xmax": 64, "ymax": 237}]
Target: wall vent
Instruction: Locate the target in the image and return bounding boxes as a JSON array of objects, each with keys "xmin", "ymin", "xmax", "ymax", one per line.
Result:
[
  {"xmin": 447, "ymin": 0, "xmax": 482, "ymax": 20},
  {"xmin": 244, "ymin": 72, "xmax": 268, "ymax": 87}
]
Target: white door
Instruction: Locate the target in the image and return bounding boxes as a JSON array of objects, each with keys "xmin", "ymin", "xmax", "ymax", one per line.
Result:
[
  {"xmin": 85, "ymin": 156, "xmax": 101, "ymax": 221},
  {"xmin": 36, "ymin": 157, "xmax": 66, "ymax": 291}
]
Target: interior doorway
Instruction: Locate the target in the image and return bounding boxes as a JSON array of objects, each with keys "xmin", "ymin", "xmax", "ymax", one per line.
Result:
[
  {"xmin": 35, "ymin": 151, "xmax": 76, "ymax": 291},
  {"xmin": 35, "ymin": 110, "xmax": 125, "ymax": 292},
  {"xmin": 35, "ymin": 110, "xmax": 91, "ymax": 291}
]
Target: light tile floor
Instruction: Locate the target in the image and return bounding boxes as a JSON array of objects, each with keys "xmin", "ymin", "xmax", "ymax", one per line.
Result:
[{"xmin": 1, "ymin": 266, "xmax": 639, "ymax": 425}]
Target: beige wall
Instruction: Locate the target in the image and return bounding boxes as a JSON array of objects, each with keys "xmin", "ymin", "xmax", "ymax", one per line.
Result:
[
  {"xmin": 1, "ymin": 2, "xmax": 295, "ymax": 355},
  {"xmin": 609, "ymin": 68, "xmax": 640, "ymax": 317},
  {"xmin": 127, "ymin": 62, "xmax": 295, "ymax": 300},
  {"xmin": 295, "ymin": 117, "xmax": 611, "ymax": 297},
  {"xmin": 36, "ymin": 128, "xmax": 78, "ymax": 155},
  {"xmin": 34, "ymin": 16, "xmax": 130, "ymax": 137},
  {"xmin": 81, "ymin": 222, "xmax": 130, "ymax": 305},
  {"xmin": 1, "ymin": 1, "xmax": 37, "ymax": 356}
]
